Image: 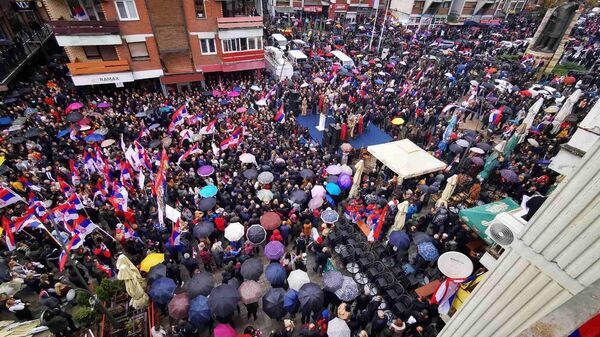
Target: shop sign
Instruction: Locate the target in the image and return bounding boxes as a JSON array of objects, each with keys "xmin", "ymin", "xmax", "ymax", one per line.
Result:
[{"xmin": 304, "ymin": 5, "xmax": 322, "ymax": 12}]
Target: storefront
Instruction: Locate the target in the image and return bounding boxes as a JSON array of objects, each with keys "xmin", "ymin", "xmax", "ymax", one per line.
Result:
[
  {"xmin": 328, "ymin": 3, "xmax": 349, "ymax": 20},
  {"xmin": 71, "ymin": 71, "xmax": 135, "ymax": 87}
]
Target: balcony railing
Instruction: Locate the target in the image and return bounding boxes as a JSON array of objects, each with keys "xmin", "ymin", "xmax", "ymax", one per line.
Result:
[
  {"xmin": 67, "ymin": 60, "xmax": 130, "ymax": 76},
  {"xmin": 217, "ymin": 17, "xmax": 263, "ymax": 29},
  {"xmin": 222, "ymin": 50, "xmax": 264, "ymax": 63},
  {"xmin": 50, "ymin": 20, "xmax": 120, "ymax": 36}
]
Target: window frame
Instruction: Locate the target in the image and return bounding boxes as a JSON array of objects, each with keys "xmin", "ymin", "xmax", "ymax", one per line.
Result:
[
  {"xmin": 83, "ymin": 45, "xmax": 102, "ymax": 60},
  {"xmin": 200, "ymin": 38, "xmax": 217, "ymax": 55},
  {"xmin": 127, "ymin": 41, "xmax": 150, "ymax": 60},
  {"xmin": 114, "ymin": 0, "xmax": 139, "ymax": 21},
  {"xmin": 195, "ymin": 0, "xmax": 206, "ymax": 19},
  {"xmin": 221, "ymin": 37, "xmax": 263, "ymax": 54}
]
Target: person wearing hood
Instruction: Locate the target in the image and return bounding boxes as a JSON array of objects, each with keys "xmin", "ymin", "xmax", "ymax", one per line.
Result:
[{"xmin": 270, "ymin": 229, "xmax": 284, "ymax": 243}]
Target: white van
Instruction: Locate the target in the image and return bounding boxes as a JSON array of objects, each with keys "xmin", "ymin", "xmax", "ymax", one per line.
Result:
[
  {"xmin": 265, "ymin": 46, "xmax": 294, "ymax": 80},
  {"xmin": 270, "ymin": 34, "xmax": 288, "ymax": 50},
  {"xmin": 290, "ymin": 39, "xmax": 307, "ymax": 50},
  {"xmin": 287, "ymin": 49, "xmax": 308, "ymax": 66},
  {"xmin": 331, "ymin": 50, "xmax": 354, "ymax": 67}
]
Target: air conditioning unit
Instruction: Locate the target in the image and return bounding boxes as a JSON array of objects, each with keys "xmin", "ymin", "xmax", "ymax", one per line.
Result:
[{"xmin": 484, "ymin": 212, "xmax": 526, "ymax": 248}]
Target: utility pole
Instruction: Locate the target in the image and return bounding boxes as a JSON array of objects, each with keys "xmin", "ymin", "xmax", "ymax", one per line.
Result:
[
  {"xmin": 368, "ymin": 0, "xmax": 380, "ymax": 50},
  {"xmin": 376, "ymin": 0, "xmax": 392, "ymax": 53}
]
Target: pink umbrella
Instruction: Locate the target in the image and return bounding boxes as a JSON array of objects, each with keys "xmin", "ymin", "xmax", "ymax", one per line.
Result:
[
  {"xmin": 236, "ymin": 107, "xmax": 247, "ymax": 113},
  {"xmin": 97, "ymin": 102, "xmax": 111, "ymax": 108},
  {"xmin": 326, "ymin": 165, "xmax": 342, "ymax": 175},
  {"xmin": 168, "ymin": 293, "xmax": 190, "ymax": 320},
  {"xmin": 66, "ymin": 102, "xmax": 84, "ymax": 112},
  {"xmin": 227, "ymin": 91, "xmax": 240, "ymax": 97},
  {"xmin": 308, "ymin": 197, "xmax": 324, "ymax": 210},
  {"xmin": 311, "ymin": 185, "xmax": 326, "ymax": 198},
  {"xmin": 214, "ymin": 323, "xmax": 236, "ymax": 337},
  {"xmin": 352, "ymin": 69, "xmax": 360, "ymax": 74},
  {"xmin": 212, "ymin": 90, "xmax": 222, "ymax": 97}
]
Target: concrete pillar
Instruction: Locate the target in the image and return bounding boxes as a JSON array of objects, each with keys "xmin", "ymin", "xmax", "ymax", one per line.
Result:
[{"xmin": 437, "ymin": 138, "xmax": 600, "ymax": 337}]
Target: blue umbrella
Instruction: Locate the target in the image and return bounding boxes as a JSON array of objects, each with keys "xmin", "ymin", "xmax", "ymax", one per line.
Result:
[
  {"xmin": 325, "ymin": 194, "xmax": 336, "ymax": 206},
  {"xmin": 389, "ymin": 231, "xmax": 410, "ymax": 250},
  {"xmin": 188, "ymin": 295, "xmax": 211, "ymax": 327},
  {"xmin": 85, "ymin": 134, "xmax": 105, "ymax": 142},
  {"xmin": 159, "ymin": 106, "xmax": 173, "ymax": 113},
  {"xmin": 200, "ymin": 185, "xmax": 218, "ymax": 198},
  {"xmin": 374, "ymin": 79, "xmax": 384, "ymax": 85},
  {"xmin": 219, "ymin": 99, "xmax": 230, "ymax": 105},
  {"xmin": 265, "ymin": 263, "xmax": 286, "ymax": 287},
  {"xmin": 417, "ymin": 242, "xmax": 439, "ymax": 262},
  {"xmin": 208, "ymin": 284, "xmax": 240, "ymax": 318},
  {"xmin": 0, "ymin": 117, "xmax": 12, "ymax": 126},
  {"xmin": 57, "ymin": 128, "xmax": 70, "ymax": 138},
  {"xmin": 361, "ymin": 60, "xmax": 369, "ymax": 65},
  {"xmin": 284, "ymin": 289, "xmax": 299, "ymax": 312},
  {"xmin": 149, "ymin": 277, "xmax": 177, "ymax": 305},
  {"xmin": 325, "ymin": 183, "xmax": 341, "ymax": 196}
]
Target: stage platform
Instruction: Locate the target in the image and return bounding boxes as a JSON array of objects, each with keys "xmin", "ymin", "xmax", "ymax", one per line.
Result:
[{"xmin": 296, "ymin": 114, "xmax": 392, "ymax": 149}]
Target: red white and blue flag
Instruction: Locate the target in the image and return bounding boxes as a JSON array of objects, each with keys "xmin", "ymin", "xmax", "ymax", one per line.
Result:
[
  {"xmin": 66, "ymin": 194, "xmax": 84, "ymax": 210},
  {"xmin": 14, "ymin": 214, "xmax": 43, "ymax": 232},
  {"xmin": 108, "ymin": 187, "xmax": 128, "ymax": 212},
  {"xmin": 220, "ymin": 127, "xmax": 243, "ymax": 150},
  {"xmin": 178, "ymin": 144, "xmax": 198, "ymax": 165},
  {"xmin": 368, "ymin": 205, "xmax": 388, "ymax": 242},
  {"xmin": 274, "ymin": 103, "xmax": 285, "ymax": 124},
  {"xmin": 155, "ymin": 149, "xmax": 169, "ymax": 226},
  {"xmin": 59, "ymin": 234, "xmax": 82, "ymax": 272},
  {"xmin": 431, "ymin": 277, "xmax": 468, "ymax": 315},
  {"xmin": 69, "ymin": 160, "xmax": 80, "ymax": 185},
  {"xmin": 187, "ymin": 113, "xmax": 203, "ymax": 126},
  {"xmin": 200, "ymin": 119, "xmax": 217, "ymax": 135},
  {"xmin": 2, "ymin": 217, "xmax": 16, "ymax": 251},
  {"xmin": 0, "ymin": 186, "xmax": 23, "ymax": 209},
  {"xmin": 71, "ymin": 216, "xmax": 97, "ymax": 238},
  {"xmin": 50, "ymin": 202, "xmax": 79, "ymax": 224},
  {"xmin": 489, "ymin": 106, "xmax": 505, "ymax": 126},
  {"xmin": 168, "ymin": 106, "xmax": 187, "ymax": 133},
  {"xmin": 170, "ymin": 219, "xmax": 181, "ymax": 247},
  {"xmin": 57, "ymin": 176, "xmax": 73, "ymax": 196},
  {"xmin": 122, "ymin": 223, "xmax": 139, "ymax": 241}
]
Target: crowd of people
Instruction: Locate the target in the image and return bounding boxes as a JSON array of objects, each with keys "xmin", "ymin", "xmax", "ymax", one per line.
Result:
[{"xmin": 0, "ymin": 7, "xmax": 599, "ymax": 337}]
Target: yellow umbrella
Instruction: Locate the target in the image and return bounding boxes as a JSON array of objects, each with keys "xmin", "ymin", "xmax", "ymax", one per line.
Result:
[
  {"xmin": 391, "ymin": 117, "xmax": 405, "ymax": 126},
  {"xmin": 140, "ymin": 253, "xmax": 164, "ymax": 272}
]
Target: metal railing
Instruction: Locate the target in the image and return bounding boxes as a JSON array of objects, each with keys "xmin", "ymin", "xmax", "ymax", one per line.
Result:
[{"xmin": 0, "ymin": 24, "xmax": 53, "ymax": 83}]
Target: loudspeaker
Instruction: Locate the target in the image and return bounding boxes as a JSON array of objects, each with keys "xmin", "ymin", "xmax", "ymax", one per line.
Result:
[{"xmin": 329, "ymin": 123, "xmax": 341, "ymax": 148}]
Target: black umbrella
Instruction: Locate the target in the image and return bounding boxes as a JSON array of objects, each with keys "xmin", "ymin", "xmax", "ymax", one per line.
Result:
[
  {"xmin": 476, "ymin": 142, "xmax": 492, "ymax": 151},
  {"xmin": 66, "ymin": 112, "xmax": 83, "ymax": 122},
  {"xmin": 298, "ymin": 283, "xmax": 323, "ymax": 312},
  {"xmin": 240, "ymin": 257, "xmax": 263, "ymax": 281},
  {"xmin": 8, "ymin": 136, "xmax": 26, "ymax": 144},
  {"xmin": 243, "ymin": 168, "xmax": 258, "ymax": 180},
  {"xmin": 449, "ymin": 143, "xmax": 463, "ymax": 153},
  {"xmin": 202, "ymin": 91, "xmax": 212, "ymax": 97},
  {"xmin": 299, "ymin": 169, "xmax": 315, "ymax": 179},
  {"xmin": 412, "ymin": 232, "xmax": 434, "ymax": 245},
  {"xmin": 198, "ymin": 197, "xmax": 216, "ymax": 211},
  {"xmin": 188, "ymin": 272, "xmax": 214, "ymax": 298},
  {"xmin": 326, "ymin": 175, "xmax": 339, "ymax": 183},
  {"xmin": 246, "ymin": 224, "xmax": 267, "ymax": 245},
  {"xmin": 262, "ymin": 288, "xmax": 286, "ymax": 319},
  {"xmin": 25, "ymin": 127, "xmax": 43, "ymax": 138},
  {"xmin": 147, "ymin": 264, "xmax": 167, "ymax": 284},
  {"xmin": 564, "ymin": 114, "xmax": 578, "ymax": 122},
  {"xmin": 193, "ymin": 222, "xmax": 214, "ymax": 238},
  {"xmin": 149, "ymin": 139, "xmax": 161, "ymax": 148},
  {"xmin": 481, "ymin": 82, "xmax": 495, "ymax": 90},
  {"xmin": 208, "ymin": 284, "xmax": 240, "ymax": 318},
  {"xmin": 290, "ymin": 190, "xmax": 308, "ymax": 204}
]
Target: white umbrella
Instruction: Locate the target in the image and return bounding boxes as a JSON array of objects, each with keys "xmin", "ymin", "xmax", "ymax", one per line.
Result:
[
  {"xmin": 523, "ymin": 97, "xmax": 544, "ymax": 129},
  {"xmin": 311, "ymin": 185, "xmax": 326, "ymax": 198},
  {"xmin": 435, "ymin": 174, "xmax": 458, "ymax": 208},
  {"xmin": 389, "ymin": 201, "xmax": 409, "ymax": 234},
  {"xmin": 552, "ymin": 89, "xmax": 582, "ymax": 133},
  {"xmin": 116, "ymin": 254, "xmax": 149, "ymax": 309},
  {"xmin": 288, "ymin": 270, "xmax": 310, "ymax": 291},
  {"xmin": 250, "ymin": 85, "xmax": 261, "ymax": 91},
  {"xmin": 327, "ymin": 318, "xmax": 351, "ymax": 337},
  {"xmin": 256, "ymin": 99, "xmax": 267, "ymax": 106},
  {"xmin": 224, "ymin": 222, "xmax": 244, "ymax": 241},
  {"xmin": 349, "ymin": 160, "xmax": 364, "ymax": 198},
  {"xmin": 239, "ymin": 153, "xmax": 256, "ymax": 164},
  {"xmin": 257, "ymin": 189, "xmax": 274, "ymax": 202},
  {"xmin": 300, "ymin": 82, "xmax": 310, "ymax": 88}
]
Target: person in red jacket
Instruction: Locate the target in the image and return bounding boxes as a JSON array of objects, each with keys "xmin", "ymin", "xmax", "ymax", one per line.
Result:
[{"xmin": 270, "ymin": 229, "xmax": 283, "ymax": 243}]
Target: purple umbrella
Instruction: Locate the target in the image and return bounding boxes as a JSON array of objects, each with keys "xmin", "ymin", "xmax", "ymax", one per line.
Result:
[
  {"xmin": 264, "ymin": 241, "xmax": 285, "ymax": 261},
  {"xmin": 97, "ymin": 102, "xmax": 111, "ymax": 108},
  {"xmin": 326, "ymin": 165, "xmax": 342, "ymax": 175},
  {"xmin": 337, "ymin": 174, "xmax": 352, "ymax": 190},
  {"xmin": 66, "ymin": 102, "xmax": 84, "ymax": 111},
  {"xmin": 308, "ymin": 198, "xmax": 324, "ymax": 210},
  {"xmin": 168, "ymin": 293, "xmax": 190, "ymax": 320},
  {"xmin": 198, "ymin": 165, "xmax": 214, "ymax": 177},
  {"xmin": 500, "ymin": 169, "xmax": 519, "ymax": 182},
  {"xmin": 322, "ymin": 271, "xmax": 343, "ymax": 292},
  {"xmin": 470, "ymin": 157, "xmax": 484, "ymax": 166}
]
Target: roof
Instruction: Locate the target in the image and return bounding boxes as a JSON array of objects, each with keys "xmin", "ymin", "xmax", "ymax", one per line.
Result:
[
  {"xmin": 288, "ymin": 50, "xmax": 307, "ymax": 59},
  {"xmin": 331, "ymin": 50, "xmax": 351, "ymax": 61},
  {"xmin": 367, "ymin": 139, "xmax": 447, "ymax": 179}
]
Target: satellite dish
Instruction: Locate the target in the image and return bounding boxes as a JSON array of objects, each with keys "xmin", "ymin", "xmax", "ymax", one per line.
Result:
[{"xmin": 437, "ymin": 252, "xmax": 473, "ymax": 279}]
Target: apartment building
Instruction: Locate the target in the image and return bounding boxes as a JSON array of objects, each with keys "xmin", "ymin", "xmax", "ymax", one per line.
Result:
[
  {"xmin": 390, "ymin": 0, "xmax": 502, "ymax": 27},
  {"xmin": 43, "ymin": 0, "xmax": 264, "ymax": 91},
  {"xmin": 267, "ymin": 0, "xmax": 377, "ymax": 22}
]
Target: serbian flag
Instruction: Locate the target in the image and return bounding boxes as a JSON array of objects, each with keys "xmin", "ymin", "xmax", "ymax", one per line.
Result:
[
  {"xmin": 274, "ymin": 103, "xmax": 285, "ymax": 124},
  {"xmin": 569, "ymin": 314, "xmax": 600, "ymax": 337},
  {"xmin": 489, "ymin": 106, "xmax": 504, "ymax": 126},
  {"xmin": 2, "ymin": 217, "xmax": 16, "ymax": 251},
  {"xmin": 108, "ymin": 187, "xmax": 128, "ymax": 212},
  {"xmin": 27, "ymin": 199, "xmax": 48, "ymax": 219},
  {"xmin": 50, "ymin": 202, "xmax": 79, "ymax": 224},
  {"xmin": 187, "ymin": 113, "xmax": 203, "ymax": 126},
  {"xmin": 59, "ymin": 234, "xmax": 83, "ymax": 272},
  {"xmin": 200, "ymin": 119, "xmax": 217, "ymax": 135},
  {"xmin": 431, "ymin": 277, "xmax": 466, "ymax": 315},
  {"xmin": 57, "ymin": 176, "xmax": 73, "ymax": 196},
  {"xmin": 170, "ymin": 219, "xmax": 182, "ymax": 247},
  {"xmin": 120, "ymin": 161, "xmax": 133, "ymax": 185},
  {"xmin": 220, "ymin": 127, "xmax": 243, "ymax": 150},
  {"xmin": 0, "ymin": 186, "xmax": 23, "ymax": 209},
  {"xmin": 71, "ymin": 216, "xmax": 97, "ymax": 238},
  {"xmin": 122, "ymin": 223, "xmax": 139, "ymax": 241},
  {"xmin": 69, "ymin": 160, "xmax": 80, "ymax": 185},
  {"xmin": 66, "ymin": 194, "xmax": 84, "ymax": 210},
  {"xmin": 168, "ymin": 105, "xmax": 187, "ymax": 133},
  {"xmin": 137, "ymin": 121, "xmax": 149, "ymax": 140},
  {"xmin": 178, "ymin": 144, "xmax": 198, "ymax": 165},
  {"xmin": 368, "ymin": 205, "xmax": 389, "ymax": 242},
  {"xmin": 83, "ymin": 150, "xmax": 96, "ymax": 173},
  {"xmin": 14, "ymin": 214, "xmax": 43, "ymax": 232}
]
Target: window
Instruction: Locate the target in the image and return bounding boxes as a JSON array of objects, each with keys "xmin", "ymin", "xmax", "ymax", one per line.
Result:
[
  {"xmin": 128, "ymin": 42, "xmax": 149, "ymax": 59},
  {"xmin": 83, "ymin": 46, "xmax": 118, "ymax": 61},
  {"xmin": 195, "ymin": 0, "xmax": 206, "ymax": 18},
  {"xmin": 222, "ymin": 37, "xmax": 262, "ymax": 53},
  {"xmin": 115, "ymin": 0, "xmax": 138, "ymax": 20},
  {"xmin": 200, "ymin": 38, "xmax": 216, "ymax": 54},
  {"xmin": 83, "ymin": 46, "xmax": 101, "ymax": 59}
]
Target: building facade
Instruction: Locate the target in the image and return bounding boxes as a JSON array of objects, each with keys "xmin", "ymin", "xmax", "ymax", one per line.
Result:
[
  {"xmin": 266, "ymin": 0, "xmax": 377, "ymax": 22},
  {"xmin": 42, "ymin": 0, "xmax": 264, "ymax": 91},
  {"xmin": 390, "ymin": 0, "xmax": 502, "ymax": 27}
]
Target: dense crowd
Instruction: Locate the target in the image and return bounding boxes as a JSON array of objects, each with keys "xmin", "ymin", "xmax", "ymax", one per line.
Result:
[{"xmin": 0, "ymin": 9, "xmax": 599, "ymax": 337}]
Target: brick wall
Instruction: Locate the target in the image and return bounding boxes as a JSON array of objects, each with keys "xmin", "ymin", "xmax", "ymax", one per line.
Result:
[
  {"xmin": 161, "ymin": 53, "xmax": 194, "ymax": 74},
  {"xmin": 183, "ymin": 0, "xmax": 224, "ymax": 71},
  {"xmin": 64, "ymin": 46, "xmax": 88, "ymax": 63},
  {"xmin": 42, "ymin": 0, "xmax": 71, "ymax": 21},
  {"xmin": 146, "ymin": 0, "xmax": 190, "ymax": 52}
]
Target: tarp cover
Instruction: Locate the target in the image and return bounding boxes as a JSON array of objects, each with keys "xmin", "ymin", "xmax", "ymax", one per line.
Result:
[{"xmin": 367, "ymin": 139, "xmax": 447, "ymax": 179}]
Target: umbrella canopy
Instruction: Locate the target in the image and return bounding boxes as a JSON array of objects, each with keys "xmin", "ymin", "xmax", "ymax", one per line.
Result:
[
  {"xmin": 263, "ymin": 288, "xmax": 287, "ymax": 319},
  {"xmin": 308, "ymin": 197, "xmax": 324, "ymax": 210},
  {"xmin": 168, "ymin": 293, "xmax": 190, "ymax": 320},
  {"xmin": 193, "ymin": 222, "xmax": 214, "ymax": 238},
  {"xmin": 337, "ymin": 174, "xmax": 352, "ymax": 190},
  {"xmin": 298, "ymin": 283, "xmax": 324, "ymax": 312},
  {"xmin": 470, "ymin": 157, "xmax": 484, "ymax": 166},
  {"xmin": 147, "ymin": 264, "xmax": 167, "ymax": 284},
  {"xmin": 198, "ymin": 197, "xmax": 217, "ymax": 211},
  {"xmin": 264, "ymin": 241, "xmax": 285, "ymax": 261},
  {"xmin": 260, "ymin": 212, "xmax": 282, "ymax": 230},
  {"xmin": 66, "ymin": 102, "xmax": 84, "ymax": 111},
  {"xmin": 449, "ymin": 143, "xmax": 463, "ymax": 153},
  {"xmin": 325, "ymin": 182, "xmax": 341, "ymax": 196},
  {"xmin": 257, "ymin": 171, "xmax": 274, "ymax": 184},
  {"xmin": 328, "ymin": 318, "xmax": 351, "ymax": 337},
  {"xmin": 326, "ymin": 165, "xmax": 342, "ymax": 175},
  {"xmin": 224, "ymin": 222, "xmax": 244, "ymax": 241},
  {"xmin": 476, "ymin": 143, "xmax": 492, "ymax": 151},
  {"xmin": 239, "ymin": 153, "xmax": 256, "ymax": 164},
  {"xmin": 322, "ymin": 271, "xmax": 344, "ymax": 292},
  {"xmin": 340, "ymin": 165, "xmax": 353, "ymax": 175},
  {"xmin": 412, "ymin": 232, "xmax": 434, "ymax": 245},
  {"xmin": 470, "ymin": 147, "xmax": 485, "ymax": 154},
  {"xmin": 101, "ymin": 139, "xmax": 115, "ymax": 148},
  {"xmin": 288, "ymin": 270, "xmax": 310, "ymax": 291},
  {"xmin": 417, "ymin": 242, "xmax": 439, "ymax": 262},
  {"xmin": 334, "ymin": 276, "xmax": 360, "ymax": 301},
  {"xmin": 300, "ymin": 169, "xmax": 315, "ymax": 179},
  {"xmin": 389, "ymin": 230, "xmax": 410, "ymax": 250},
  {"xmin": 85, "ymin": 134, "xmax": 105, "ymax": 143},
  {"xmin": 116, "ymin": 255, "xmax": 149, "ymax": 309},
  {"xmin": 265, "ymin": 263, "xmax": 287, "ymax": 287},
  {"xmin": 243, "ymin": 168, "xmax": 258, "ymax": 179},
  {"xmin": 284, "ymin": 289, "xmax": 299, "ymax": 312},
  {"xmin": 321, "ymin": 208, "xmax": 339, "ymax": 223},
  {"xmin": 311, "ymin": 185, "xmax": 327, "ymax": 198},
  {"xmin": 140, "ymin": 253, "xmax": 165, "ymax": 272},
  {"xmin": 290, "ymin": 190, "xmax": 308, "ymax": 204},
  {"xmin": 188, "ymin": 295, "xmax": 211, "ymax": 327},
  {"xmin": 208, "ymin": 284, "xmax": 240, "ymax": 318},
  {"xmin": 66, "ymin": 112, "xmax": 83, "ymax": 122},
  {"xmin": 247, "ymin": 224, "xmax": 267, "ymax": 244},
  {"xmin": 188, "ymin": 272, "xmax": 214, "ymax": 298},
  {"xmin": 149, "ymin": 277, "xmax": 177, "ymax": 305},
  {"xmin": 500, "ymin": 169, "xmax": 519, "ymax": 182},
  {"xmin": 257, "ymin": 189, "xmax": 274, "ymax": 202},
  {"xmin": 25, "ymin": 127, "xmax": 43, "ymax": 138},
  {"xmin": 240, "ymin": 257, "xmax": 263, "ymax": 281},
  {"xmin": 239, "ymin": 280, "xmax": 262, "ymax": 304},
  {"xmin": 391, "ymin": 117, "xmax": 405, "ymax": 125},
  {"xmin": 198, "ymin": 165, "xmax": 214, "ymax": 177},
  {"xmin": 199, "ymin": 185, "xmax": 218, "ymax": 198}
]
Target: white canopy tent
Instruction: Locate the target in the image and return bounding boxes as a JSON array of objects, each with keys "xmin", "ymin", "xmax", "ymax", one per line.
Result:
[{"xmin": 367, "ymin": 139, "xmax": 447, "ymax": 182}]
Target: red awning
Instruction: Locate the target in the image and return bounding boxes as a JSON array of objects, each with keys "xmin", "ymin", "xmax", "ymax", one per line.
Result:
[{"xmin": 222, "ymin": 61, "xmax": 265, "ymax": 72}]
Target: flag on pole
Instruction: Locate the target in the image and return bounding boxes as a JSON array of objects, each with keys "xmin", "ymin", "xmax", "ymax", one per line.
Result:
[
  {"xmin": 71, "ymin": 216, "xmax": 97, "ymax": 238},
  {"xmin": 274, "ymin": 103, "xmax": 285, "ymax": 123},
  {"xmin": 168, "ymin": 106, "xmax": 187, "ymax": 133},
  {"xmin": 155, "ymin": 149, "xmax": 169, "ymax": 226},
  {"xmin": 108, "ymin": 186, "xmax": 129, "ymax": 212},
  {"xmin": 56, "ymin": 176, "xmax": 73, "ymax": 196},
  {"xmin": 2, "ymin": 217, "xmax": 16, "ymax": 251},
  {"xmin": 177, "ymin": 144, "xmax": 198, "ymax": 165},
  {"xmin": 66, "ymin": 194, "xmax": 84, "ymax": 210},
  {"xmin": 200, "ymin": 119, "xmax": 217, "ymax": 135},
  {"xmin": 187, "ymin": 113, "xmax": 203, "ymax": 126},
  {"xmin": 0, "ymin": 186, "xmax": 23, "ymax": 209},
  {"xmin": 220, "ymin": 127, "xmax": 243, "ymax": 150},
  {"xmin": 170, "ymin": 219, "xmax": 181, "ymax": 247},
  {"xmin": 58, "ymin": 234, "xmax": 82, "ymax": 271},
  {"xmin": 431, "ymin": 277, "xmax": 466, "ymax": 315},
  {"xmin": 14, "ymin": 214, "xmax": 43, "ymax": 232}
]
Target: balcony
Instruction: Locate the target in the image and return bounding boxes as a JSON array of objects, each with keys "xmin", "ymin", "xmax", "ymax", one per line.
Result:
[
  {"xmin": 217, "ymin": 17, "xmax": 263, "ymax": 29},
  {"xmin": 222, "ymin": 50, "xmax": 264, "ymax": 63},
  {"xmin": 51, "ymin": 20, "xmax": 122, "ymax": 47},
  {"xmin": 67, "ymin": 60, "xmax": 130, "ymax": 76}
]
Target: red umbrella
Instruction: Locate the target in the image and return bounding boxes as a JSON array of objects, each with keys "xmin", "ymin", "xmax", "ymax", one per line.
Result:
[
  {"xmin": 519, "ymin": 90, "xmax": 532, "ymax": 97},
  {"xmin": 563, "ymin": 76, "xmax": 576, "ymax": 85},
  {"xmin": 260, "ymin": 211, "xmax": 282, "ymax": 230},
  {"xmin": 325, "ymin": 52, "xmax": 333, "ymax": 57},
  {"xmin": 168, "ymin": 293, "xmax": 190, "ymax": 320}
]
